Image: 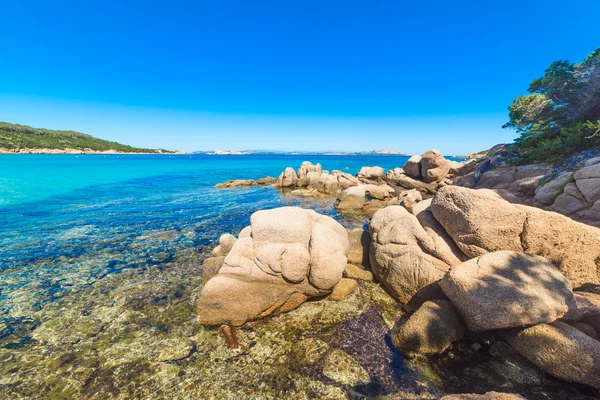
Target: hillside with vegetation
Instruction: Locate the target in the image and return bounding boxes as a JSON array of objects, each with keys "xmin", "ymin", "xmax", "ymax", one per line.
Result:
[
  {"xmin": 504, "ymin": 47, "xmax": 600, "ymax": 164},
  {"xmin": 0, "ymin": 122, "xmax": 163, "ymax": 153}
]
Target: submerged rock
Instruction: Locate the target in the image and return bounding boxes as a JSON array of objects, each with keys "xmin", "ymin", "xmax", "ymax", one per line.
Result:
[
  {"xmin": 440, "ymin": 251, "xmax": 575, "ymax": 331},
  {"xmin": 441, "ymin": 392, "xmax": 527, "ymax": 400},
  {"xmin": 322, "ymin": 349, "xmax": 371, "ymax": 386},
  {"xmin": 197, "ymin": 207, "xmax": 349, "ymax": 325}
]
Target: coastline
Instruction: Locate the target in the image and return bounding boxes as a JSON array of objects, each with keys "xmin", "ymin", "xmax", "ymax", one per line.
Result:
[{"xmin": 0, "ymin": 147, "xmax": 192, "ymax": 155}]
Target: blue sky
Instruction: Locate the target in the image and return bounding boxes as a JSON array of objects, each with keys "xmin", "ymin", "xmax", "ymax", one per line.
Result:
[{"xmin": 1, "ymin": 1, "xmax": 599, "ymax": 154}]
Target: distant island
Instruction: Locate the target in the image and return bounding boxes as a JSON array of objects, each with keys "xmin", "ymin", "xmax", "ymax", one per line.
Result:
[
  {"xmin": 199, "ymin": 149, "xmax": 412, "ymax": 156},
  {"xmin": 0, "ymin": 122, "xmax": 184, "ymax": 154}
]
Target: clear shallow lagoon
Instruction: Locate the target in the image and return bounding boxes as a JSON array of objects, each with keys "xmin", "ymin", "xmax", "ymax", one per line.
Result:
[{"xmin": 1, "ymin": 154, "xmax": 597, "ymax": 399}]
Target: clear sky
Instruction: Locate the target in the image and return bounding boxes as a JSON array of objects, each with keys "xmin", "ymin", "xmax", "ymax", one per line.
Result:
[{"xmin": 1, "ymin": 1, "xmax": 599, "ymax": 154}]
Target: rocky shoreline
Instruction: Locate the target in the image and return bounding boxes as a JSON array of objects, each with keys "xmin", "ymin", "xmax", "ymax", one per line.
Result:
[
  {"xmin": 0, "ymin": 147, "xmax": 190, "ymax": 154},
  {"xmin": 202, "ymin": 149, "xmax": 600, "ymax": 398}
]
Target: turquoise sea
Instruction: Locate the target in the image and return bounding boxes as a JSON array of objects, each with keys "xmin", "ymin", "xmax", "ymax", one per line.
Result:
[{"xmin": 2, "ymin": 154, "xmax": 598, "ymax": 399}]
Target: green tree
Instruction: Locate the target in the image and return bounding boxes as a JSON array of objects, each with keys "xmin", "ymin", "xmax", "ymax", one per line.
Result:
[{"xmin": 504, "ymin": 47, "xmax": 600, "ymax": 164}]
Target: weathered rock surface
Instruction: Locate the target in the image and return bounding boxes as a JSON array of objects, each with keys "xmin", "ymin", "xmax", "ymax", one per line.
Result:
[
  {"xmin": 431, "ymin": 186, "xmax": 600, "ymax": 287},
  {"xmin": 393, "ymin": 300, "xmax": 465, "ymax": 354},
  {"xmin": 368, "ymin": 206, "xmax": 452, "ymax": 303},
  {"xmin": 335, "ymin": 186, "xmax": 366, "ymax": 210},
  {"xmin": 441, "ymin": 392, "xmax": 527, "ymax": 400},
  {"xmin": 388, "ymin": 188, "xmax": 422, "ymax": 212},
  {"xmin": 563, "ymin": 291, "xmax": 600, "ymax": 321},
  {"xmin": 276, "ymin": 167, "xmax": 299, "ymax": 187},
  {"xmin": 357, "ymin": 166, "xmax": 385, "ymax": 182},
  {"xmin": 346, "ymin": 229, "xmax": 370, "ymax": 267},
  {"xmin": 297, "ymin": 161, "xmax": 322, "ymax": 187},
  {"xmin": 329, "ymin": 278, "xmax": 359, "ymax": 301},
  {"xmin": 344, "ymin": 263, "xmax": 373, "ymax": 281},
  {"xmin": 440, "ymin": 251, "xmax": 576, "ymax": 331},
  {"xmin": 572, "ymin": 322, "xmax": 599, "ymax": 339},
  {"xmin": 386, "ymin": 167, "xmax": 438, "ymax": 194},
  {"xmin": 507, "ymin": 321, "xmax": 600, "ymax": 389},
  {"xmin": 403, "ymin": 155, "xmax": 422, "ymax": 179},
  {"xmin": 197, "ymin": 207, "xmax": 349, "ymax": 325},
  {"xmin": 421, "ymin": 149, "xmax": 451, "ymax": 183}
]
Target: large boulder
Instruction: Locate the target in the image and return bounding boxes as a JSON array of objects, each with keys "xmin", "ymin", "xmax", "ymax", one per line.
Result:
[
  {"xmin": 297, "ymin": 161, "xmax": 322, "ymax": 187},
  {"xmin": 197, "ymin": 207, "xmax": 349, "ymax": 325},
  {"xmin": 507, "ymin": 321, "xmax": 600, "ymax": 389},
  {"xmin": 310, "ymin": 173, "xmax": 341, "ymax": 195},
  {"xmin": 335, "ymin": 186, "xmax": 366, "ymax": 210},
  {"xmin": 393, "ymin": 299, "xmax": 465, "ymax": 354},
  {"xmin": 533, "ymin": 171, "xmax": 573, "ymax": 205},
  {"xmin": 439, "ymin": 251, "xmax": 576, "ymax": 331},
  {"xmin": 403, "ymin": 155, "xmax": 422, "ymax": 179},
  {"xmin": 368, "ymin": 206, "xmax": 452, "ymax": 303},
  {"xmin": 574, "ymin": 163, "xmax": 600, "ymax": 205},
  {"xmin": 431, "ymin": 186, "xmax": 600, "ymax": 287},
  {"xmin": 332, "ymin": 170, "xmax": 361, "ymax": 189},
  {"xmin": 421, "ymin": 149, "xmax": 451, "ymax": 183},
  {"xmin": 386, "ymin": 168, "xmax": 438, "ymax": 194},
  {"xmin": 388, "ymin": 188, "xmax": 422, "ymax": 212},
  {"xmin": 277, "ymin": 167, "xmax": 299, "ymax": 187},
  {"xmin": 357, "ymin": 166, "xmax": 385, "ymax": 181},
  {"xmin": 364, "ymin": 184, "xmax": 395, "ymax": 200},
  {"xmin": 563, "ymin": 291, "xmax": 600, "ymax": 321}
]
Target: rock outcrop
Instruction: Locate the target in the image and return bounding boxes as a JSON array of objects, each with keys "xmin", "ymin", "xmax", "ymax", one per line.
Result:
[
  {"xmin": 421, "ymin": 149, "xmax": 451, "ymax": 183},
  {"xmin": 357, "ymin": 166, "xmax": 385, "ymax": 182},
  {"xmin": 197, "ymin": 207, "xmax": 349, "ymax": 325},
  {"xmin": 439, "ymin": 251, "xmax": 576, "ymax": 331},
  {"xmin": 507, "ymin": 321, "xmax": 600, "ymax": 389},
  {"xmin": 431, "ymin": 186, "xmax": 600, "ymax": 287},
  {"xmin": 403, "ymin": 155, "xmax": 422, "ymax": 179},
  {"xmin": 393, "ymin": 299, "xmax": 465, "ymax": 354},
  {"xmin": 276, "ymin": 167, "xmax": 299, "ymax": 187},
  {"xmin": 368, "ymin": 206, "xmax": 453, "ymax": 303}
]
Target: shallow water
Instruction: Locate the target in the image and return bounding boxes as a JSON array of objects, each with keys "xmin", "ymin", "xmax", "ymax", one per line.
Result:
[{"xmin": 2, "ymin": 154, "xmax": 597, "ymax": 399}]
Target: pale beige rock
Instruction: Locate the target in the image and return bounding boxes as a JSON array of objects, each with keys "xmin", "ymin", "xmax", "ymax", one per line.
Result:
[
  {"xmin": 335, "ymin": 186, "xmax": 366, "ymax": 210},
  {"xmin": 364, "ymin": 184, "xmax": 395, "ymax": 200},
  {"xmin": 277, "ymin": 167, "xmax": 299, "ymax": 187},
  {"xmin": 368, "ymin": 206, "xmax": 452, "ymax": 303},
  {"xmin": 332, "ymin": 170, "xmax": 361, "ymax": 189},
  {"xmin": 388, "ymin": 188, "xmax": 422, "ymax": 213},
  {"xmin": 551, "ymin": 182, "xmax": 588, "ymax": 215},
  {"xmin": 421, "ymin": 149, "xmax": 451, "ymax": 183},
  {"xmin": 403, "ymin": 155, "xmax": 422, "ymax": 179},
  {"xmin": 201, "ymin": 256, "xmax": 224, "ymax": 283},
  {"xmin": 238, "ymin": 226, "xmax": 252, "ymax": 239},
  {"xmin": 431, "ymin": 186, "xmax": 600, "ymax": 287},
  {"xmin": 297, "ymin": 161, "xmax": 322, "ymax": 187},
  {"xmin": 197, "ymin": 207, "xmax": 349, "ymax": 325},
  {"xmin": 386, "ymin": 168, "xmax": 438, "ymax": 193},
  {"xmin": 310, "ymin": 172, "xmax": 341, "ymax": 195},
  {"xmin": 357, "ymin": 166, "xmax": 385, "ymax": 181},
  {"xmin": 344, "ymin": 263, "xmax": 373, "ymax": 281},
  {"xmin": 347, "ymin": 229, "xmax": 370, "ymax": 267},
  {"xmin": 440, "ymin": 251, "xmax": 575, "ymax": 331},
  {"xmin": 328, "ymin": 278, "xmax": 358, "ymax": 301},
  {"xmin": 411, "ymin": 199, "xmax": 466, "ymax": 267},
  {"xmin": 507, "ymin": 321, "xmax": 600, "ymax": 389},
  {"xmin": 393, "ymin": 300, "xmax": 465, "ymax": 354}
]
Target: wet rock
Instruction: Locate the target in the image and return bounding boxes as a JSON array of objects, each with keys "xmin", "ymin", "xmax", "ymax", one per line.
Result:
[
  {"xmin": 344, "ymin": 264, "xmax": 373, "ymax": 281},
  {"xmin": 328, "ymin": 278, "xmax": 358, "ymax": 301},
  {"xmin": 368, "ymin": 206, "xmax": 452, "ymax": 303},
  {"xmin": 256, "ymin": 176, "xmax": 277, "ymax": 185},
  {"xmin": 157, "ymin": 338, "xmax": 195, "ymax": 361},
  {"xmin": 441, "ymin": 392, "xmax": 527, "ymax": 400},
  {"xmin": 440, "ymin": 251, "xmax": 575, "ymax": 331},
  {"xmin": 197, "ymin": 207, "xmax": 349, "ymax": 325},
  {"xmin": 292, "ymin": 338, "xmax": 330, "ymax": 366},
  {"xmin": 322, "ymin": 349, "xmax": 370, "ymax": 386},
  {"xmin": 215, "ymin": 179, "xmax": 256, "ymax": 188},
  {"xmin": 201, "ymin": 256, "xmax": 224, "ymax": 283},
  {"xmin": 346, "ymin": 229, "xmax": 370, "ymax": 267},
  {"xmin": 507, "ymin": 321, "xmax": 600, "ymax": 389},
  {"xmin": 393, "ymin": 300, "xmax": 465, "ymax": 354}
]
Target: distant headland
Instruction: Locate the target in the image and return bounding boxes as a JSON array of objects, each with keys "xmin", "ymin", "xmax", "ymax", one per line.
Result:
[{"xmin": 0, "ymin": 122, "xmax": 188, "ymax": 154}]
